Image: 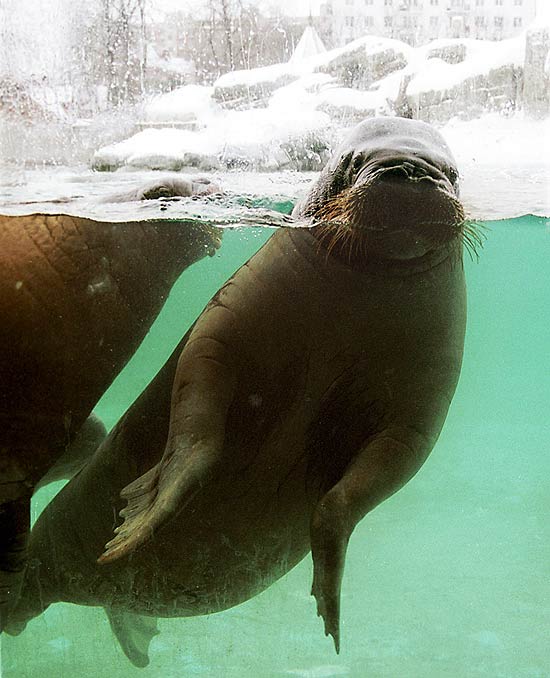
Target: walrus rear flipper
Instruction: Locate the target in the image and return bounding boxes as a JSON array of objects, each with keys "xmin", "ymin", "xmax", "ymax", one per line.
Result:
[
  {"xmin": 310, "ymin": 430, "xmax": 430, "ymax": 653},
  {"xmin": 106, "ymin": 608, "xmax": 160, "ymax": 668},
  {"xmin": 99, "ymin": 322, "xmax": 238, "ymax": 564},
  {"xmin": 0, "ymin": 495, "xmax": 30, "ymax": 632}
]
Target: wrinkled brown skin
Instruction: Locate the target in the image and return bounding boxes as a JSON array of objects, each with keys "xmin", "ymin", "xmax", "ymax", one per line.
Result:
[
  {"xmin": 6, "ymin": 119, "xmax": 467, "ymax": 661},
  {"xmin": 0, "ymin": 175, "xmax": 221, "ymax": 627}
]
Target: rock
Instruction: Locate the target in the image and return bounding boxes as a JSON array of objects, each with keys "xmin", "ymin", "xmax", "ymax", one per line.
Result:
[
  {"xmin": 523, "ymin": 27, "xmax": 550, "ymax": 118},
  {"xmin": 408, "ymin": 64, "xmax": 522, "ymax": 124},
  {"xmin": 213, "ymin": 66, "xmax": 298, "ymax": 110},
  {"xmin": 427, "ymin": 42, "xmax": 467, "ymax": 65},
  {"xmin": 315, "ymin": 37, "xmax": 410, "ymax": 89}
]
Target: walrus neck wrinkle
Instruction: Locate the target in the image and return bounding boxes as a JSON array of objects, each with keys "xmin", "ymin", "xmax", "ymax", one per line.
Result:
[{"xmin": 290, "ymin": 228, "xmax": 461, "ymax": 278}]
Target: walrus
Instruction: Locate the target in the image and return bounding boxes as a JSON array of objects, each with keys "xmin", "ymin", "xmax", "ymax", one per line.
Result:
[
  {"xmin": 0, "ymin": 175, "xmax": 222, "ymax": 627},
  {"xmin": 4, "ymin": 118, "xmax": 475, "ymax": 666}
]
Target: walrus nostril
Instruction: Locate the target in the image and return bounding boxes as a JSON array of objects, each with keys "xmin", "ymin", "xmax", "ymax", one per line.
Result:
[
  {"xmin": 380, "ymin": 167, "xmax": 409, "ymax": 180},
  {"xmin": 382, "ymin": 163, "xmax": 431, "ymax": 181}
]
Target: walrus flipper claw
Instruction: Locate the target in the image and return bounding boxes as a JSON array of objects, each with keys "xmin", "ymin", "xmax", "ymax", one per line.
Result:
[
  {"xmin": 99, "ymin": 329, "xmax": 238, "ymax": 564},
  {"xmin": 310, "ymin": 494, "xmax": 348, "ymax": 654},
  {"xmin": 310, "ymin": 431, "xmax": 428, "ymax": 654},
  {"xmin": 99, "ymin": 436, "xmax": 225, "ymax": 563}
]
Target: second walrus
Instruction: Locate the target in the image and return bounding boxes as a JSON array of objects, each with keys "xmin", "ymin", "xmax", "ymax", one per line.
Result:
[
  {"xmin": 0, "ymin": 175, "xmax": 221, "ymax": 627},
  {"xmin": 5, "ymin": 118, "xmax": 474, "ymax": 666}
]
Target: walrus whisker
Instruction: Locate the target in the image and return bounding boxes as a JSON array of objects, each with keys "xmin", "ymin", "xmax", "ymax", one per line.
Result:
[
  {"xmin": 325, "ymin": 227, "xmax": 347, "ymax": 260},
  {"xmin": 459, "ymin": 220, "xmax": 486, "ymax": 261}
]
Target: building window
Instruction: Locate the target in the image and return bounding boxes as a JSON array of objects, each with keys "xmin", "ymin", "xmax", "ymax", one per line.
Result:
[
  {"xmin": 514, "ymin": 0, "xmax": 522, "ymax": 4},
  {"xmin": 495, "ymin": 0, "xmax": 503, "ymax": 5},
  {"xmin": 474, "ymin": 16, "xmax": 486, "ymax": 26},
  {"xmin": 430, "ymin": 16, "xmax": 439, "ymax": 27},
  {"xmin": 494, "ymin": 16, "xmax": 504, "ymax": 27},
  {"xmin": 401, "ymin": 15, "xmax": 418, "ymax": 28},
  {"xmin": 384, "ymin": 0, "xmax": 393, "ymax": 5},
  {"xmin": 365, "ymin": 16, "xmax": 374, "ymax": 26},
  {"xmin": 345, "ymin": 15, "xmax": 355, "ymax": 26},
  {"xmin": 430, "ymin": 0, "xmax": 439, "ymax": 5},
  {"xmin": 365, "ymin": 0, "xmax": 374, "ymax": 4},
  {"xmin": 384, "ymin": 16, "xmax": 393, "ymax": 26},
  {"xmin": 513, "ymin": 17, "xmax": 522, "ymax": 26},
  {"xmin": 475, "ymin": 0, "xmax": 484, "ymax": 5},
  {"xmin": 345, "ymin": 0, "xmax": 354, "ymax": 4}
]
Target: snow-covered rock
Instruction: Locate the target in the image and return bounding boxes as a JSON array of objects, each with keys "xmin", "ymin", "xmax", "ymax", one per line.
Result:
[
  {"xmin": 313, "ymin": 35, "xmax": 413, "ymax": 89},
  {"xmin": 315, "ymin": 86, "xmax": 388, "ymax": 121},
  {"xmin": 143, "ymin": 85, "xmax": 218, "ymax": 124},
  {"xmin": 213, "ymin": 63, "xmax": 299, "ymax": 109},
  {"xmin": 93, "ymin": 105, "xmax": 333, "ymax": 172},
  {"xmin": 523, "ymin": 26, "xmax": 550, "ymax": 118},
  {"xmin": 93, "ymin": 31, "xmax": 547, "ymax": 173},
  {"xmin": 407, "ymin": 36, "xmax": 525, "ymax": 122}
]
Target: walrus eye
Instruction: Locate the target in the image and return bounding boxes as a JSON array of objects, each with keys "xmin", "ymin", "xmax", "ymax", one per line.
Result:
[
  {"xmin": 448, "ymin": 168, "xmax": 459, "ymax": 185},
  {"xmin": 352, "ymin": 155, "xmax": 364, "ymax": 174}
]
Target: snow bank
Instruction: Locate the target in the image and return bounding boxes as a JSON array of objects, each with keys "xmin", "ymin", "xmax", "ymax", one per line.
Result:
[
  {"xmin": 93, "ymin": 31, "xmax": 547, "ymax": 175},
  {"xmin": 144, "ymin": 85, "xmax": 218, "ymax": 124},
  {"xmin": 94, "ymin": 104, "xmax": 332, "ymax": 172}
]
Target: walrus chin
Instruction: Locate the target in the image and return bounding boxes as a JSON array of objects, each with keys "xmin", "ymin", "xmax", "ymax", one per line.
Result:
[{"xmin": 310, "ymin": 160, "xmax": 481, "ymax": 264}]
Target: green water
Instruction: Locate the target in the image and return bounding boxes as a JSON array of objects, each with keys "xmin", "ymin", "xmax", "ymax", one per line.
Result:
[{"xmin": 2, "ymin": 216, "xmax": 549, "ymax": 678}]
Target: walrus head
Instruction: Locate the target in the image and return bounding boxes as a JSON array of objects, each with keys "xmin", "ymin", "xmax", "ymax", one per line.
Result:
[{"xmin": 296, "ymin": 117, "xmax": 480, "ymax": 264}]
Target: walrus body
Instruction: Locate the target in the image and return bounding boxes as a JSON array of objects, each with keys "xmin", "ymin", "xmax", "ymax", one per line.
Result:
[
  {"xmin": 5, "ymin": 118, "xmax": 468, "ymax": 665},
  {"xmin": 0, "ymin": 176, "xmax": 221, "ymax": 626}
]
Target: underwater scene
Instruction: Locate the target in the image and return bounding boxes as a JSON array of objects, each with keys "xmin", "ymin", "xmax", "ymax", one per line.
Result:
[
  {"xmin": 2, "ymin": 1, "xmax": 550, "ymax": 676},
  {"xmin": 0, "ymin": 183, "xmax": 548, "ymax": 677}
]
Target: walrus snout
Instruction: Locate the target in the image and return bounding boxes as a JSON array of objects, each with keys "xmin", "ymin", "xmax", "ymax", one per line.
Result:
[
  {"xmin": 355, "ymin": 155, "xmax": 457, "ymax": 197},
  {"xmin": 297, "ymin": 117, "xmax": 470, "ymax": 264}
]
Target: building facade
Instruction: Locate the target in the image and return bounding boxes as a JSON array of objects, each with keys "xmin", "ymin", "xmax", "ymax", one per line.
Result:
[{"xmin": 319, "ymin": 0, "xmax": 537, "ymax": 47}]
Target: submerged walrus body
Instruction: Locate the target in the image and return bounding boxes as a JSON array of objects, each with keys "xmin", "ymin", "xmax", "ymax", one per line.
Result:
[
  {"xmin": 5, "ymin": 118, "xmax": 470, "ymax": 666},
  {"xmin": 0, "ymin": 176, "xmax": 221, "ymax": 627}
]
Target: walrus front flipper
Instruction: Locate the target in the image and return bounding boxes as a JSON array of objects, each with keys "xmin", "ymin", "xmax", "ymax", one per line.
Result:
[
  {"xmin": 0, "ymin": 495, "xmax": 30, "ymax": 631},
  {"xmin": 36, "ymin": 414, "xmax": 107, "ymax": 490},
  {"xmin": 99, "ymin": 322, "xmax": 238, "ymax": 564},
  {"xmin": 310, "ymin": 430, "xmax": 429, "ymax": 653},
  {"xmin": 106, "ymin": 608, "xmax": 160, "ymax": 668}
]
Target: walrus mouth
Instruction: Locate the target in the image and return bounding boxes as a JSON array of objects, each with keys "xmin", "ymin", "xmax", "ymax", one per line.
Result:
[
  {"xmin": 310, "ymin": 159, "xmax": 484, "ymax": 262},
  {"xmin": 356, "ymin": 153, "xmax": 457, "ymax": 188}
]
